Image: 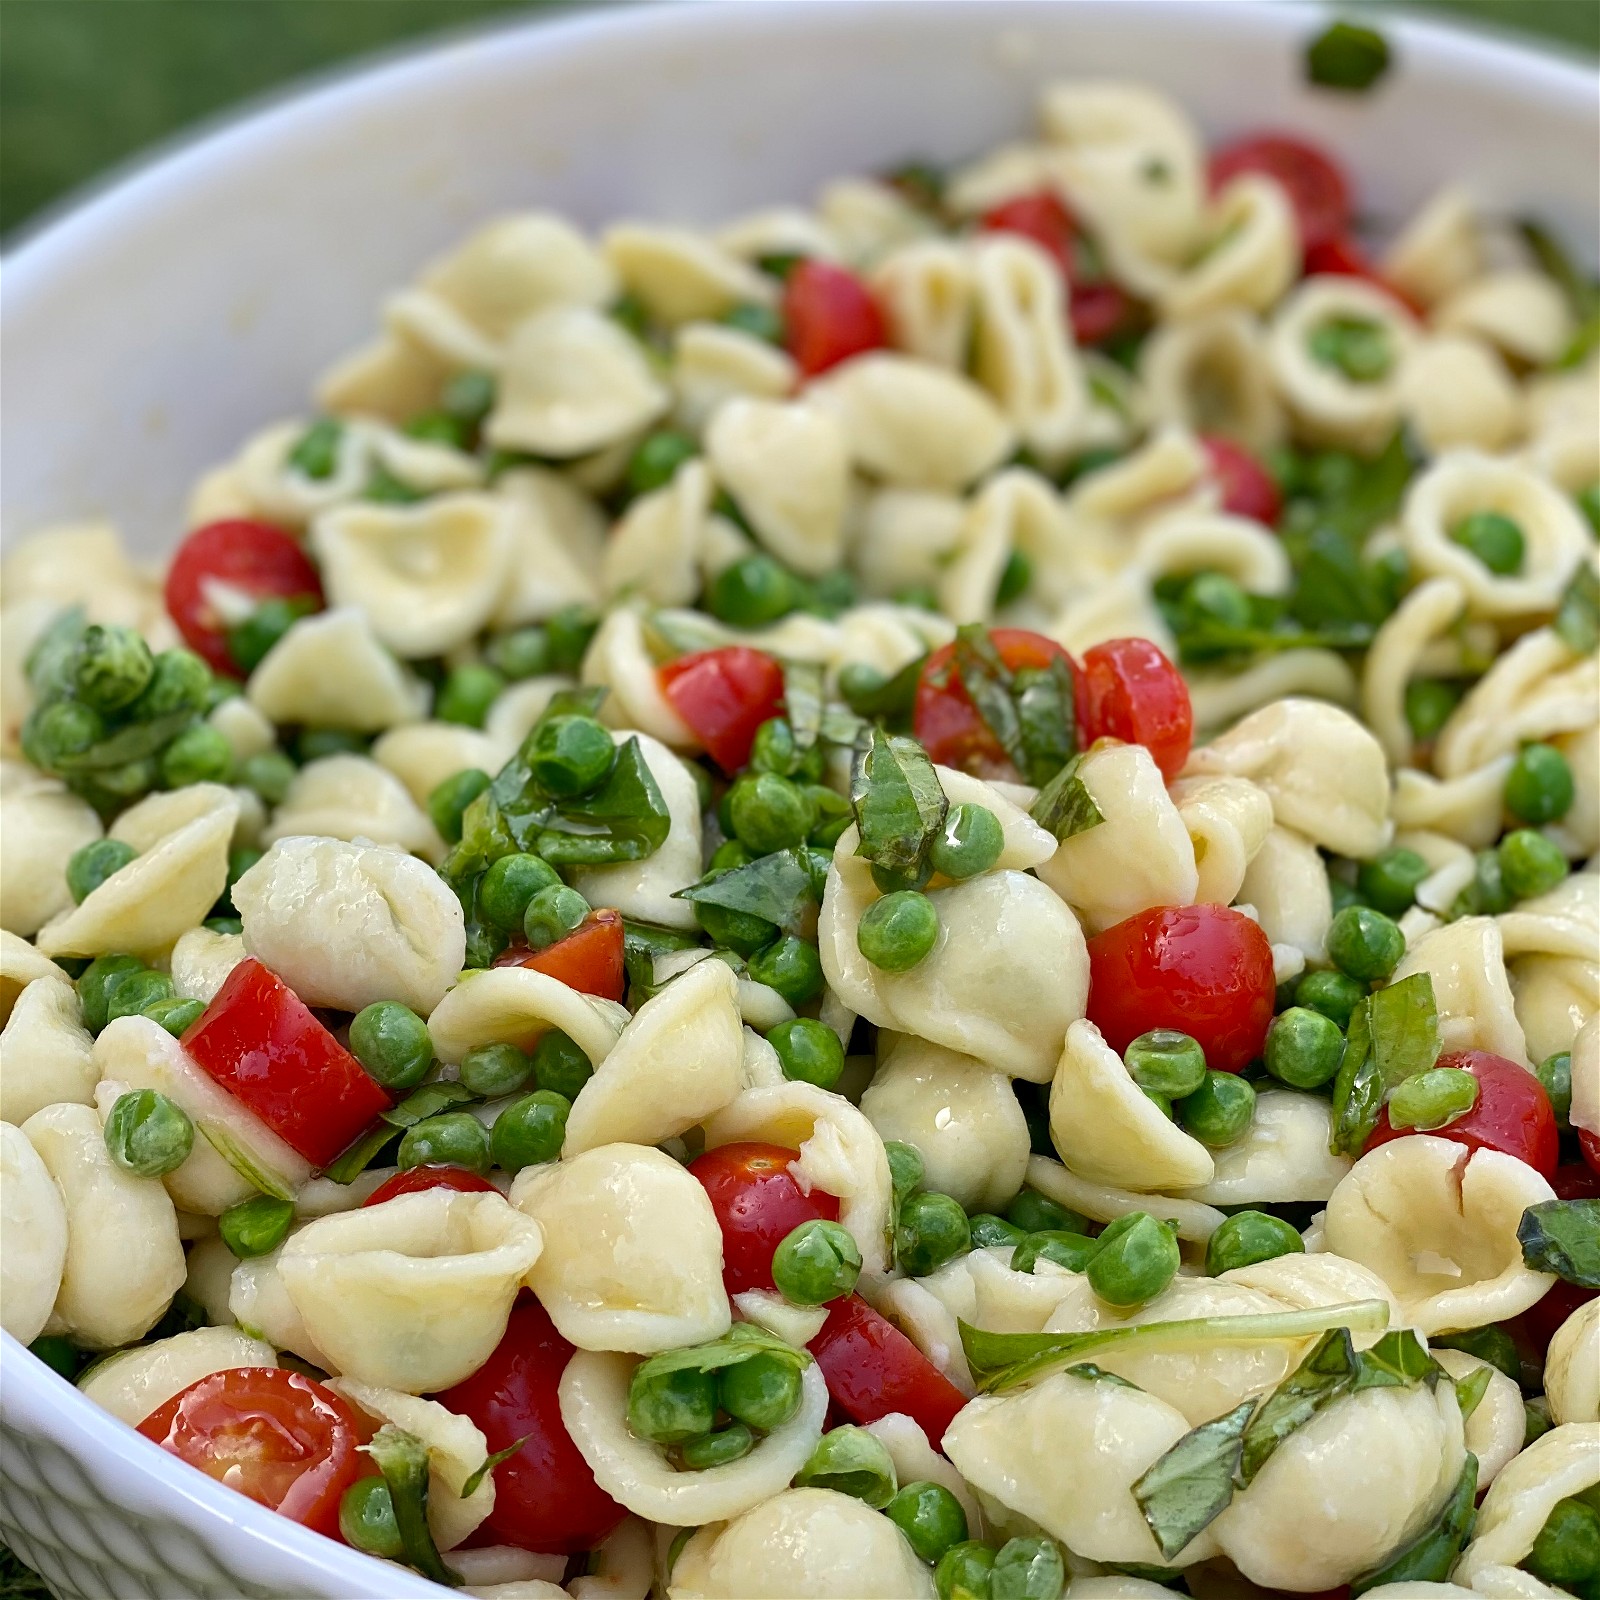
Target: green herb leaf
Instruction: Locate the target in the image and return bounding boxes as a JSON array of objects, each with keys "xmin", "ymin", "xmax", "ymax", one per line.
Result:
[
  {"xmin": 1029, "ymin": 754, "xmax": 1105, "ymax": 842},
  {"xmin": 1290, "ymin": 528, "xmax": 1392, "ymax": 631},
  {"xmin": 534, "ymin": 736, "xmax": 672, "ymax": 865},
  {"xmin": 24, "ymin": 607, "xmax": 88, "ymax": 705},
  {"xmin": 324, "ymin": 1081, "xmax": 479, "ymax": 1184},
  {"xmin": 1306, "ymin": 20, "xmax": 1391, "ymax": 92},
  {"xmin": 1352, "ymin": 1328, "xmax": 1442, "ymax": 1390},
  {"xmin": 1350, "ymin": 1452, "xmax": 1478, "ymax": 1595},
  {"xmin": 622, "ymin": 920, "xmax": 705, "ymax": 996},
  {"xmin": 850, "ymin": 728, "xmax": 948, "ymax": 874},
  {"xmin": 784, "ymin": 661, "xmax": 826, "ymax": 754},
  {"xmin": 1329, "ymin": 998, "xmax": 1381, "ymax": 1158},
  {"xmin": 1062, "ymin": 1362, "xmax": 1141, "ymax": 1389},
  {"xmin": 841, "ymin": 653, "xmax": 927, "ymax": 722},
  {"xmin": 1012, "ymin": 658, "xmax": 1079, "ymax": 787},
  {"xmin": 1519, "ymin": 220, "xmax": 1600, "ymax": 323},
  {"xmin": 674, "ymin": 849, "xmax": 817, "ymax": 934},
  {"xmin": 1518, "ymin": 1198, "xmax": 1600, "ymax": 1288},
  {"xmin": 1554, "ymin": 561, "xmax": 1600, "ymax": 657},
  {"xmin": 1453, "ymin": 1366, "xmax": 1492, "ymax": 1423},
  {"xmin": 364, "ymin": 1425, "xmax": 461, "ymax": 1586},
  {"xmin": 953, "ymin": 624, "xmax": 1023, "ymax": 766},
  {"xmin": 1175, "ymin": 615, "xmax": 1375, "ymax": 664},
  {"xmin": 1330, "ymin": 974, "xmax": 1441, "ymax": 1157},
  {"xmin": 459, "ymin": 1432, "xmax": 536, "ymax": 1499},
  {"xmin": 1238, "ymin": 1328, "xmax": 1357, "ymax": 1484},
  {"xmin": 631, "ymin": 1323, "xmax": 812, "ymax": 1387},
  {"xmin": 1134, "ymin": 1399, "xmax": 1255, "ymax": 1560}
]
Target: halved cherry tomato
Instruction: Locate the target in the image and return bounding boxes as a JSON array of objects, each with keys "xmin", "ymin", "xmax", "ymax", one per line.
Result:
[
  {"xmin": 1209, "ymin": 133, "xmax": 1350, "ymax": 253},
  {"xmin": 1067, "ymin": 279, "xmax": 1136, "ymax": 347},
  {"xmin": 1078, "ymin": 637, "xmax": 1194, "ymax": 783},
  {"xmin": 689, "ymin": 1142, "xmax": 840, "ymax": 1294},
  {"xmin": 913, "ymin": 628, "xmax": 1077, "ymax": 781},
  {"xmin": 363, "ymin": 1165, "xmax": 498, "ymax": 1207},
  {"xmin": 1301, "ymin": 235, "xmax": 1422, "ymax": 315},
  {"xmin": 1553, "ymin": 1158, "xmax": 1600, "ymax": 1201},
  {"xmin": 182, "ymin": 958, "xmax": 391, "ymax": 1169},
  {"xmin": 164, "ymin": 519, "xmax": 323, "ymax": 676},
  {"xmin": 1511, "ymin": 1277, "xmax": 1597, "ymax": 1361},
  {"xmin": 660, "ymin": 646, "xmax": 785, "ymax": 773},
  {"xmin": 1087, "ymin": 904, "xmax": 1276, "ymax": 1073},
  {"xmin": 435, "ymin": 1300, "xmax": 624, "ymax": 1554},
  {"xmin": 808, "ymin": 1294, "xmax": 967, "ymax": 1447},
  {"xmin": 494, "ymin": 908, "xmax": 626, "ymax": 1002},
  {"xmin": 782, "ymin": 260, "xmax": 887, "ymax": 377},
  {"xmin": 1200, "ymin": 435, "xmax": 1282, "ymax": 527},
  {"xmin": 138, "ymin": 1368, "xmax": 365, "ymax": 1538},
  {"xmin": 1364, "ymin": 1050, "xmax": 1560, "ymax": 1178}
]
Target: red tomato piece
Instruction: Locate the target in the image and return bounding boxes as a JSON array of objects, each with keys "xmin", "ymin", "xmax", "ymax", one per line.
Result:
[
  {"xmin": 1363, "ymin": 1050, "xmax": 1560, "ymax": 1178},
  {"xmin": 1078, "ymin": 638, "xmax": 1194, "ymax": 783},
  {"xmin": 688, "ymin": 1142, "xmax": 840, "ymax": 1294},
  {"xmin": 1087, "ymin": 904, "xmax": 1276, "ymax": 1073},
  {"xmin": 1200, "ymin": 435, "xmax": 1283, "ymax": 527},
  {"xmin": 182, "ymin": 958, "xmax": 391, "ymax": 1169},
  {"xmin": 164, "ymin": 519, "xmax": 323, "ymax": 676},
  {"xmin": 435, "ymin": 1300, "xmax": 624, "ymax": 1554},
  {"xmin": 363, "ymin": 1165, "xmax": 498, "ymax": 1207},
  {"xmin": 913, "ymin": 628, "xmax": 1077, "ymax": 781},
  {"xmin": 980, "ymin": 191, "xmax": 1076, "ymax": 272},
  {"xmin": 782, "ymin": 260, "xmax": 887, "ymax": 377},
  {"xmin": 138, "ymin": 1368, "xmax": 365, "ymax": 1538},
  {"xmin": 808, "ymin": 1295, "xmax": 967, "ymax": 1447},
  {"xmin": 659, "ymin": 646, "xmax": 785, "ymax": 773},
  {"xmin": 1209, "ymin": 133, "xmax": 1351, "ymax": 253},
  {"xmin": 1511, "ymin": 1276, "xmax": 1598, "ymax": 1361},
  {"xmin": 1067, "ymin": 279, "xmax": 1135, "ymax": 347},
  {"xmin": 493, "ymin": 908, "xmax": 626, "ymax": 1002},
  {"xmin": 1552, "ymin": 1159, "xmax": 1600, "ymax": 1201}
]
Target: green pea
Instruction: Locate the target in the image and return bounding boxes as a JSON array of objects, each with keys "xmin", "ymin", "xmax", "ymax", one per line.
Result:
[
  {"xmin": 1537, "ymin": 1051, "xmax": 1573, "ymax": 1129},
  {"xmin": 485, "ymin": 625, "xmax": 553, "ymax": 681},
  {"xmin": 436, "ymin": 664, "xmax": 505, "ymax": 729},
  {"xmin": 530, "ymin": 714, "xmax": 616, "ymax": 797},
  {"xmin": 66, "ymin": 838, "xmax": 137, "ymax": 904},
  {"xmin": 22, "ymin": 698, "xmax": 106, "ymax": 769},
  {"xmin": 28, "ymin": 1335, "xmax": 82, "ymax": 1380},
  {"xmin": 1264, "ymin": 1006, "xmax": 1345, "ymax": 1089},
  {"xmin": 1404, "ymin": 677, "xmax": 1464, "ymax": 744},
  {"xmin": 1388, "ymin": 1066, "xmax": 1479, "ymax": 1131},
  {"xmin": 769, "ymin": 1017, "xmax": 845, "ymax": 1090},
  {"xmin": 679, "ymin": 1423, "xmax": 754, "ymax": 1470},
  {"xmin": 1356, "ymin": 847, "xmax": 1430, "ymax": 917},
  {"xmin": 130, "ymin": 649, "xmax": 213, "ymax": 720},
  {"xmin": 807, "ymin": 792, "xmax": 852, "ymax": 849},
  {"xmin": 722, "ymin": 302, "xmax": 785, "ymax": 345},
  {"xmin": 1004, "ymin": 1189, "xmax": 1089, "ymax": 1236},
  {"xmin": 219, "ymin": 1194, "xmax": 296, "ymax": 1259},
  {"xmin": 144, "ymin": 995, "xmax": 205, "ymax": 1037},
  {"xmin": 428, "ymin": 768, "xmax": 492, "ymax": 845},
  {"xmin": 1183, "ymin": 570, "xmax": 1254, "ymax": 630},
  {"xmin": 1011, "ymin": 1231, "xmax": 1099, "ymax": 1275},
  {"xmin": 349, "ymin": 1000, "xmax": 434, "ymax": 1092},
  {"xmin": 74, "ymin": 624, "xmax": 155, "ymax": 713},
  {"xmin": 625, "ymin": 429, "xmax": 698, "ymax": 498},
  {"xmin": 745, "ymin": 936, "xmax": 825, "ymax": 1007},
  {"xmin": 773, "ymin": 1218, "xmax": 862, "ymax": 1305},
  {"xmin": 227, "ymin": 597, "xmax": 317, "ymax": 674},
  {"xmin": 1306, "ymin": 18, "xmax": 1391, "ymax": 89},
  {"xmin": 709, "ymin": 838, "xmax": 753, "ymax": 873},
  {"xmin": 1434, "ymin": 1325, "xmax": 1522, "ymax": 1384},
  {"xmin": 397, "ymin": 1111, "xmax": 491, "ymax": 1174},
  {"xmin": 338, "ymin": 1475, "xmax": 403, "ymax": 1560},
  {"xmin": 720, "ymin": 1353, "xmax": 802, "ymax": 1431},
  {"xmin": 1498, "ymin": 828, "xmax": 1569, "ymax": 901},
  {"xmin": 936, "ymin": 1540, "xmax": 996, "ymax": 1600},
  {"xmin": 287, "ymin": 417, "xmax": 344, "ymax": 479},
  {"xmin": 477, "ymin": 853, "xmax": 559, "ymax": 934},
  {"xmin": 1449, "ymin": 510, "xmax": 1526, "ymax": 575},
  {"xmin": 885, "ymin": 1140, "xmax": 925, "ymax": 1207},
  {"xmin": 808, "ymin": 569, "xmax": 858, "ymax": 617},
  {"xmin": 628, "ymin": 1364, "xmax": 717, "ymax": 1443},
  {"xmin": 490, "ymin": 1090, "xmax": 570, "ymax": 1172},
  {"xmin": 707, "ymin": 554, "xmax": 807, "ymax": 627},
  {"xmin": 1086, "ymin": 1212, "xmax": 1180, "ymax": 1308},
  {"xmin": 1307, "ymin": 315, "xmax": 1393, "ymax": 383},
  {"xmin": 1326, "ymin": 904, "xmax": 1405, "ymax": 982},
  {"xmin": 838, "ymin": 661, "xmax": 890, "ymax": 713},
  {"xmin": 1294, "ymin": 969, "xmax": 1366, "ymax": 1030},
  {"xmin": 441, "ymin": 369, "xmax": 496, "ymax": 426},
  {"xmin": 103, "ymin": 1089, "xmax": 194, "ymax": 1178},
  {"xmin": 406, "ymin": 410, "xmax": 471, "ymax": 449},
  {"xmin": 160, "ymin": 723, "xmax": 234, "ymax": 788},
  {"xmin": 295, "ymin": 727, "xmax": 368, "ymax": 763},
  {"xmin": 77, "ymin": 954, "xmax": 145, "ymax": 1032},
  {"xmin": 524, "ymin": 884, "xmax": 590, "ymax": 950},
  {"xmin": 794, "ymin": 1425, "xmax": 898, "ymax": 1506},
  {"xmin": 990, "ymin": 1536, "xmax": 1064, "ymax": 1600},
  {"xmin": 1506, "ymin": 742, "xmax": 1576, "ymax": 826},
  {"xmin": 995, "ymin": 549, "xmax": 1033, "ymax": 607},
  {"xmin": 886, "ymin": 1481, "xmax": 969, "ymax": 1565},
  {"xmin": 728, "ymin": 772, "xmax": 816, "ymax": 855},
  {"xmin": 929, "ymin": 803, "xmax": 1005, "ymax": 882},
  {"xmin": 204, "ymin": 916, "xmax": 244, "ymax": 937},
  {"xmin": 532, "ymin": 1029, "xmax": 594, "ymax": 1100},
  {"xmin": 545, "ymin": 605, "xmax": 600, "ymax": 675},
  {"xmin": 896, "ymin": 1191, "xmax": 971, "ymax": 1278},
  {"xmin": 239, "ymin": 750, "xmax": 297, "ymax": 806},
  {"xmin": 1525, "ymin": 1496, "xmax": 1600, "ymax": 1590},
  {"xmin": 1205, "ymin": 1210, "xmax": 1305, "ymax": 1276},
  {"xmin": 1123, "ymin": 1029, "xmax": 1208, "ymax": 1099},
  {"xmin": 858, "ymin": 890, "xmax": 939, "ymax": 972},
  {"xmin": 459, "ymin": 1041, "xmax": 534, "ymax": 1099},
  {"xmin": 895, "ymin": 584, "xmax": 941, "ymax": 613},
  {"xmin": 104, "ymin": 969, "xmax": 173, "ymax": 1025},
  {"xmin": 870, "ymin": 857, "xmax": 933, "ymax": 895},
  {"xmin": 1176, "ymin": 1071, "xmax": 1257, "ymax": 1147},
  {"xmin": 749, "ymin": 718, "xmax": 802, "ymax": 777},
  {"xmin": 968, "ymin": 1214, "xmax": 1026, "ymax": 1250}
]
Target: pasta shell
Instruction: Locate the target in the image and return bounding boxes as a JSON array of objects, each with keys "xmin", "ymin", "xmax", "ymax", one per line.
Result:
[
  {"xmin": 0, "ymin": 930, "xmax": 70, "ymax": 1025},
  {"xmin": 372, "ymin": 722, "xmax": 512, "ymax": 812},
  {"xmin": 1431, "ymin": 1347, "xmax": 1531, "ymax": 1489},
  {"xmin": 0, "ymin": 1119, "xmax": 68, "ymax": 1344},
  {"xmin": 1382, "ymin": 186, "xmax": 1482, "ymax": 309},
  {"xmin": 168, "ymin": 926, "xmax": 246, "ymax": 1006},
  {"xmin": 1237, "ymin": 825, "xmax": 1331, "ymax": 962},
  {"xmin": 427, "ymin": 965, "xmax": 624, "ymax": 1069},
  {"xmin": 1401, "ymin": 333, "xmax": 1523, "ymax": 454},
  {"xmin": 873, "ymin": 239, "xmax": 975, "ymax": 370},
  {"xmin": 1168, "ymin": 774, "xmax": 1274, "ymax": 907},
  {"xmin": 602, "ymin": 459, "xmax": 712, "ymax": 606},
  {"xmin": 247, "ymin": 607, "xmax": 430, "ymax": 732},
  {"xmin": 604, "ymin": 224, "xmax": 776, "ymax": 326},
  {"xmin": 79, "ymin": 1326, "xmax": 276, "ymax": 1428},
  {"xmin": 1024, "ymin": 1151, "xmax": 1224, "ymax": 1242},
  {"xmin": 1176, "ymin": 1089, "xmax": 1349, "ymax": 1205},
  {"xmin": 1159, "ymin": 175, "xmax": 1299, "ymax": 321},
  {"xmin": 1544, "ymin": 1299, "xmax": 1599, "ymax": 1426},
  {"xmin": 671, "ymin": 323, "xmax": 798, "ymax": 437},
  {"xmin": 1392, "ymin": 914, "xmax": 1529, "ymax": 1066},
  {"xmin": 0, "ymin": 766, "xmax": 101, "ymax": 937},
  {"xmin": 582, "ymin": 608, "xmax": 698, "ymax": 750},
  {"xmin": 1140, "ymin": 309, "xmax": 1283, "ymax": 453},
  {"xmin": 263, "ymin": 754, "xmax": 442, "ymax": 862},
  {"xmin": 1436, "ymin": 268, "xmax": 1574, "ymax": 368},
  {"xmin": 0, "ymin": 973, "xmax": 95, "ymax": 1127},
  {"xmin": 851, "ymin": 488, "xmax": 965, "ymax": 600}
]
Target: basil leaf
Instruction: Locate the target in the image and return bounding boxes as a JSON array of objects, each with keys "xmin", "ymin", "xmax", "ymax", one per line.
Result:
[
  {"xmin": 954, "ymin": 624, "xmax": 1022, "ymax": 765},
  {"xmin": 674, "ymin": 848, "xmax": 817, "ymax": 933},
  {"xmin": 1012, "ymin": 658, "xmax": 1078, "ymax": 787},
  {"xmin": 459, "ymin": 1432, "xmax": 536, "ymax": 1499},
  {"xmin": 324, "ymin": 1081, "xmax": 480, "ymax": 1184},
  {"xmin": 1554, "ymin": 561, "xmax": 1600, "ymax": 657},
  {"xmin": 1353, "ymin": 1328, "xmax": 1442, "ymax": 1390},
  {"xmin": 1238, "ymin": 1328, "xmax": 1357, "ymax": 1485},
  {"xmin": 1134, "ymin": 1399, "xmax": 1255, "ymax": 1560},
  {"xmin": 364, "ymin": 1425, "xmax": 461, "ymax": 1586},
  {"xmin": 1350, "ymin": 1452, "xmax": 1478, "ymax": 1595},
  {"xmin": 1453, "ymin": 1366, "xmax": 1492, "ymax": 1424},
  {"xmin": 1518, "ymin": 219, "xmax": 1600, "ymax": 322},
  {"xmin": 24, "ymin": 606, "xmax": 88, "ymax": 704},
  {"xmin": 841, "ymin": 653, "xmax": 927, "ymax": 721},
  {"xmin": 784, "ymin": 661, "xmax": 826, "ymax": 754},
  {"xmin": 1290, "ymin": 527, "xmax": 1393, "ymax": 630},
  {"xmin": 1329, "ymin": 998, "xmax": 1381, "ymax": 1158},
  {"xmin": 632, "ymin": 1323, "xmax": 812, "ymax": 1386},
  {"xmin": 1062, "ymin": 1362, "xmax": 1141, "ymax": 1389},
  {"xmin": 850, "ymin": 728, "xmax": 948, "ymax": 873},
  {"xmin": 536, "ymin": 736, "xmax": 672, "ymax": 865},
  {"xmin": 1330, "ymin": 974, "xmax": 1441, "ymax": 1157},
  {"xmin": 1518, "ymin": 1198, "xmax": 1600, "ymax": 1288},
  {"xmin": 623, "ymin": 920, "xmax": 704, "ymax": 996},
  {"xmin": 1029, "ymin": 754, "xmax": 1105, "ymax": 842},
  {"xmin": 1176, "ymin": 616, "xmax": 1374, "ymax": 664}
]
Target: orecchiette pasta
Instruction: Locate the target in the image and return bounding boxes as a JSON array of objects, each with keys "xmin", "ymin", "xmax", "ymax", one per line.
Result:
[
  {"xmin": 872, "ymin": 239, "xmax": 975, "ymax": 371},
  {"xmin": 0, "ymin": 764, "xmax": 101, "ymax": 937},
  {"xmin": 582, "ymin": 608, "xmax": 699, "ymax": 750},
  {"xmin": 0, "ymin": 1119, "xmax": 69, "ymax": 1344},
  {"xmin": 1025, "ymin": 1152, "xmax": 1225, "ymax": 1242},
  {"xmin": 1235, "ymin": 826, "xmax": 1332, "ymax": 962},
  {"xmin": 263, "ymin": 754, "xmax": 442, "ymax": 861},
  {"xmin": 427, "ymin": 964, "xmax": 625, "ymax": 1068},
  {"xmin": 1139, "ymin": 309, "xmax": 1283, "ymax": 452},
  {"xmin": 0, "ymin": 970, "xmax": 95, "ymax": 1127},
  {"xmin": 1432, "ymin": 1348, "xmax": 1527, "ymax": 1489},
  {"xmin": 1177, "ymin": 1089, "xmax": 1350, "ymax": 1205},
  {"xmin": 78, "ymin": 1326, "xmax": 277, "ymax": 1427},
  {"xmin": 1401, "ymin": 333, "xmax": 1523, "ymax": 454},
  {"xmin": 1158, "ymin": 175, "xmax": 1298, "ymax": 321},
  {"xmin": 1436, "ymin": 268, "xmax": 1574, "ymax": 368},
  {"xmin": 1391, "ymin": 915, "xmax": 1530, "ymax": 1067},
  {"xmin": 1167, "ymin": 774, "xmax": 1274, "ymax": 907},
  {"xmin": 1543, "ymin": 1298, "xmax": 1599, "ymax": 1426},
  {"xmin": 247, "ymin": 607, "xmax": 430, "ymax": 731}
]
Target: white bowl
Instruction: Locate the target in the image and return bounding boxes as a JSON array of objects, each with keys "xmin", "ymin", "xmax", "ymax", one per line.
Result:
[{"xmin": 1, "ymin": 3, "xmax": 1594, "ymax": 1594}]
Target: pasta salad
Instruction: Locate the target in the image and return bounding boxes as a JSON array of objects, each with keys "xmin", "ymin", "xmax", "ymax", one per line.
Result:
[{"xmin": 2, "ymin": 59, "xmax": 1598, "ymax": 1600}]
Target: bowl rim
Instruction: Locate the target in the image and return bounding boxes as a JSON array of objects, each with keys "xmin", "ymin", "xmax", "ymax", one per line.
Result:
[{"xmin": 2, "ymin": 1, "xmax": 1596, "ymax": 1592}]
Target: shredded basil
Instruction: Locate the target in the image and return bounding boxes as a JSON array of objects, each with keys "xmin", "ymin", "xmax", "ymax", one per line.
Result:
[
  {"xmin": 1350, "ymin": 1452, "xmax": 1478, "ymax": 1594},
  {"xmin": 1012, "ymin": 658, "xmax": 1079, "ymax": 786},
  {"xmin": 1519, "ymin": 219, "xmax": 1600, "ymax": 326},
  {"xmin": 632, "ymin": 1322, "xmax": 812, "ymax": 1386},
  {"xmin": 1453, "ymin": 1365, "xmax": 1492, "ymax": 1424},
  {"xmin": 1134, "ymin": 1399, "xmax": 1255, "ymax": 1560},
  {"xmin": 1329, "ymin": 973, "xmax": 1440, "ymax": 1157},
  {"xmin": 622, "ymin": 920, "xmax": 705, "ymax": 996},
  {"xmin": 840, "ymin": 653, "xmax": 927, "ymax": 722},
  {"xmin": 324, "ymin": 1081, "xmax": 478, "ymax": 1184},
  {"xmin": 364, "ymin": 1425, "xmax": 461, "ymax": 1586},
  {"xmin": 1518, "ymin": 1198, "xmax": 1600, "ymax": 1288},
  {"xmin": 674, "ymin": 848, "xmax": 817, "ymax": 933},
  {"xmin": 1238, "ymin": 1327, "xmax": 1360, "ymax": 1484},
  {"xmin": 1029, "ymin": 753, "xmax": 1105, "ymax": 842},
  {"xmin": 953, "ymin": 624, "xmax": 1023, "ymax": 762},
  {"xmin": 1554, "ymin": 561, "xmax": 1600, "ymax": 657},
  {"xmin": 850, "ymin": 728, "xmax": 948, "ymax": 875},
  {"xmin": 459, "ymin": 1432, "xmax": 536, "ymax": 1499}
]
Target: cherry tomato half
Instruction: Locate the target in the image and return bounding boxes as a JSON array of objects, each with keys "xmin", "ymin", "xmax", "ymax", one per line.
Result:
[
  {"xmin": 808, "ymin": 1294, "xmax": 967, "ymax": 1447},
  {"xmin": 138, "ymin": 1368, "xmax": 365, "ymax": 1538},
  {"xmin": 913, "ymin": 628, "xmax": 1077, "ymax": 781},
  {"xmin": 495, "ymin": 908, "xmax": 626, "ymax": 1002},
  {"xmin": 1087, "ymin": 904, "xmax": 1276, "ymax": 1073},
  {"xmin": 1301, "ymin": 236, "xmax": 1422, "ymax": 315},
  {"xmin": 1200, "ymin": 435, "xmax": 1283, "ymax": 527},
  {"xmin": 164, "ymin": 519, "xmax": 323, "ymax": 676},
  {"xmin": 782, "ymin": 260, "xmax": 887, "ymax": 377},
  {"xmin": 660, "ymin": 646, "xmax": 786, "ymax": 774},
  {"xmin": 1511, "ymin": 1276, "xmax": 1598, "ymax": 1362},
  {"xmin": 1364, "ymin": 1050, "xmax": 1560, "ymax": 1178},
  {"xmin": 689, "ymin": 1142, "xmax": 840, "ymax": 1294},
  {"xmin": 363, "ymin": 1165, "xmax": 498, "ymax": 1207},
  {"xmin": 434, "ymin": 1300, "xmax": 624, "ymax": 1554},
  {"xmin": 1209, "ymin": 132, "xmax": 1351, "ymax": 253},
  {"xmin": 1078, "ymin": 638, "xmax": 1194, "ymax": 783},
  {"xmin": 183, "ymin": 958, "xmax": 391, "ymax": 1169}
]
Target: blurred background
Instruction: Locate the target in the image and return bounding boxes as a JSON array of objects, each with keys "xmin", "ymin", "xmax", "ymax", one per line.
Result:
[{"xmin": 1, "ymin": 0, "xmax": 1597, "ymax": 238}]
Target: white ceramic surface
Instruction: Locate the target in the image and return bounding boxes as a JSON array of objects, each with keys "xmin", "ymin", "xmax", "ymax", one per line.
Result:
[{"xmin": 1, "ymin": 3, "xmax": 1595, "ymax": 1596}]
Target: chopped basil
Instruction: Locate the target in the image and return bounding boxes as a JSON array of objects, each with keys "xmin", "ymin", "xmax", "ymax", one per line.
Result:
[
  {"xmin": 1029, "ymin": 753, "xmax": 1105, "ymax": 842},
  {"xmin": 674, "ymin": 848, "xmax": 818, "ymax": 934},
  {"xmin": 1519, "ymin": 219, "xmax": 1600, "ymax": 327},
  {"xmin": 364, "ymin": 1425, "xmax": 461, "ymax": 1586},
  {"xmin": 324, "ymin": 1081, "xmax": 479, "ymax": 1183},
  {"xmin": 1238, "ymin": 1327, "xmax": 1360, "ymax": 1484},
  {"xmin": 784, "ymin": 661, "xmax": 826, "ymax": 753},
  {"xmin": 1554, "ymin": 561, "xmax": 1600, "ymax": 657},
  {"xmin": 850, "ymin": 728, "xmax": 948, "ymax": 876},
  {"xmin": 533, "ymin": 737, "xmax": 672, "ymax": 865},
  {"xmin": 1518, "ymin": 1198, "xmax": 1600, "ymax": 1288},
  {"xmin": 1453, "ymin": 1365, "xmax": 1492, "ymax": 1423},
  {"xmin": 840, "ymin": 652, "xmax": 927, "ymax": 722},
  {"xmin": 1329, "ymin": 973, "xmax": 1441, "ymax": 1157},
  {"xmin": 1012, "ymin": 658, "xmax": 1079, "ymax": 786},
  {"xmin": 459, "ymin": 1431, "xmax": 536, "ymax": 1499},
  {"xmin": 1350, "ymin": 1453, "xmax": 1478, "ymax": 1595},
  {"xmin": 632, "ymin": 1322, "xmax": 812, "ymax": 1387},
  {"xmin": 623, "ymin": 920, "xmax": 705, "ymax": 996},
  {"xmin": 1133, "ymin": 1399, "xmax": 1254, "ymax": 1560},
  {"xmin": 1305, "ymin": 20, "xmax": 1392, "ymax": 92},
  {"xmin": 1352, "ymin": 1328, "xmax": 1444, "ymax": 1390},
  {"xmin": 1289, "ymin": 527, "xmax": 1395, "ymax": 632},
  {"xmin": 24, "ymin": 606, "xmax": 88, "ymax": 703},
  {"xmin": 954, "ymin": 624, "xmax": 1023, "ymax": 762},
  {"xmin": 1061, "ymin": 1362, "xmax": 1141, "ymax": 1389}
]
